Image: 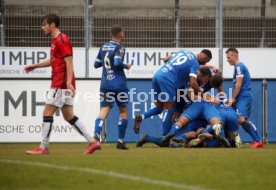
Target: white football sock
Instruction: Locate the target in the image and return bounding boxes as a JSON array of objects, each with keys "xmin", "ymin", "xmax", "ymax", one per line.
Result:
[
  {"xmin": 40, "ymin": 117, "xmax": 53, "ymax": 149},
  {"xmin": 70, "ymin": 116, "xmax": 94, "ymax": 143}
]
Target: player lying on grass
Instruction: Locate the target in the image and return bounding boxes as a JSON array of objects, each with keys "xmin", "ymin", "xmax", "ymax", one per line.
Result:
[
  {"xmin": 168, "ymin": 73, "xmax": 242, "ymax": 148},
  {"xmin": 160, "ymin": 79, "xmax": 232, "ymax": 145},
  {"xmin": 169, "ymin": 103, "xmax": 242, "ymax": 148},
  {"xmin": 170, "ymin": 127, "xmax": 229, "ymax": 148}
]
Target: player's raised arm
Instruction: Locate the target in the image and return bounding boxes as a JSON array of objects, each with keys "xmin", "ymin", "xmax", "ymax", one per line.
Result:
[{"xmin": 24, "ymin": 58, "xmax": 51, "ymax": 73}]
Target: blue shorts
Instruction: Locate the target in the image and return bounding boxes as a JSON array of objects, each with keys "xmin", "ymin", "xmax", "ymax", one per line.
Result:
[
  {"xmin": 152, "ymin": 75, "xmax": 176, "ymax": 102},
  {"xmin": 100, "ymin": 90, "xmax": 128, "ymax": 108},
  {"xmin": 182, "ymin": 101, "xmax": 222, "ymax": 122},
  {"xmin": 235, "ymin": 99, "xmax": 252, "ymax": 118},
  {"xmin": 175, "ymin": 119, "xmax": 208, "ymax": 137},
  {"xmin": 219, "ymin": 107, "xmax": 239, "ymax": 132}
]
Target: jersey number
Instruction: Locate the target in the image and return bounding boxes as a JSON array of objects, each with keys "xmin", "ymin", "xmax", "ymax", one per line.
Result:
[
  {"xmin": 104, "ymin": 52, "xmax": 111, "ymax": 69},
  {"xmin": 170, "ymin": 53, "xmax": 188, "ymax": 66}
]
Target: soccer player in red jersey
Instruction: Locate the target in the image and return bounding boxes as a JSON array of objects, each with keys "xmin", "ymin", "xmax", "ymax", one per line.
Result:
[{"xmin": 24, "ymin": 14, "xmax": 100, "ymax": 155}]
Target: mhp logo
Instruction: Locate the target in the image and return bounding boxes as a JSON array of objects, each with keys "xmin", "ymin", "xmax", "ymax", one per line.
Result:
[
  {"xmin": 1, "ymin": 49, "xmax": 49, "ymax": 66},
  {"xmin": 124, "ymin": 50, "xmax": 176, "ymax": 66}
]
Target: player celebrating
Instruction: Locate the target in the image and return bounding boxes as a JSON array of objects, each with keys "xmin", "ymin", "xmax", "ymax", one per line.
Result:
[
  {"xmin": 225, "ymin": 48, "xmax": 264, "ymax": 148},
  {"xmin": 93, "ymin": 25, "xmax": 131, "ymax": 150},
  {"xmin": 24, "ymin": 14, "xmax": 100, "ymax": 155},
  {"xmin": 134, "ymin": 49, "xmax": 212, "ymax": 137}
]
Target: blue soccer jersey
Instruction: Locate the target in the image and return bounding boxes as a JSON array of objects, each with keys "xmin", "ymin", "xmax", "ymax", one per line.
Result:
[
  {"xmin": 216, "ymin": 105, "xmax": 239, "ymax": 132},
  {"xmin": 181, "ymin": 100, "xmax": 222, "ymax": 122},
  {"xmin": 155, "ymin": 50, "xmax": 200, "ymax": 89},
  {"xmin": 233, "ymin": 62, "xmax": 253, "ymax": 100},
  {"xmin": 94, "ymin": 40, "xmax": 128, "ymax": 92}
]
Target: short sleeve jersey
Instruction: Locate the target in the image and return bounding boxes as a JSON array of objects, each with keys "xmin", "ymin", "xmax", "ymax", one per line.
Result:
[
  {"xmin": 50, "ymin": 33, "xmax": 75, "ymax": 89},
  {"xmin": 233, "ymin": 62, "xmax": 252, "ymax": 99},
  {"xmin": 155, "ymin": 50, "xmax": 199, "ymax": 89}
]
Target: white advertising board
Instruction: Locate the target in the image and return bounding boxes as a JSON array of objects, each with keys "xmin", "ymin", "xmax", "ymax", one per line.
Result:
[
  {"xmin": 1, "ymin": 47, "xmax": 275, "ymax": 79},
  {"xmin": 89, "ymin": 48, "xmax": 219, "ymax": 79},
  {"xmin": 223, "ymin": 48, "xmax": 276, "ymax": 79},
  {"xmin": 0, "ymin": 80, "xmax": 100, "ymax": 142},
  {"xmin": 0, "ymin": 47, "xmax": 219, "ymax": 79},
  {"xmin": 0, "ymin": 47, "xmax": 86, "ymax": 78}
]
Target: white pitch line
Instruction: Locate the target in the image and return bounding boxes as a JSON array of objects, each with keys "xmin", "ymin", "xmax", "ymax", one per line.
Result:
[{"xmin": 0, "ymin": 159, "xmax": 209, "ymax": 190}]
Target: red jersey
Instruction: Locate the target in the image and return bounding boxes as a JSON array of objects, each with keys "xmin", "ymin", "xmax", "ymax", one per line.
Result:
[{"xmin": 50, "ymin": 33, "xmax": 76, "ymax": 89}]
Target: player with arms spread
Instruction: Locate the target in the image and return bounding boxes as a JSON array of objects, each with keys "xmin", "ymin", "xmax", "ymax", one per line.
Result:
[
  {"xmin": 93, "ymin": 25, "xmax": 131, "ymax": 150},
  {"xmin": 225, "ymin": 48, "xmax": 264, "ymax": 148},
  {"xmin": 25, "ymin": 14, "xmax": 100, "ymax": 155}
]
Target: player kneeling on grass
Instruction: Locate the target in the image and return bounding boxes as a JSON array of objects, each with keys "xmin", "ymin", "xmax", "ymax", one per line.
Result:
[
  {"xmin": 93, "ymin": 25, "xmax": 131, "ymax": 150},
  {"xmin": 25, "ymin": 14, "xmax": 100, "ymax": 155}
]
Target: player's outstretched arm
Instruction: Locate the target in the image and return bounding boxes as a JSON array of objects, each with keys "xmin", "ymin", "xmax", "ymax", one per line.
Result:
[{"xmin": 24, "ymin": 58, "xmax": 51, "ymax": 73}]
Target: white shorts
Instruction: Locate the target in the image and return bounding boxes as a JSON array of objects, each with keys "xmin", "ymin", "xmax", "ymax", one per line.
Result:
[{"xmin": 45, "ymin": 88, "xmax": 74, "ymax": 108}]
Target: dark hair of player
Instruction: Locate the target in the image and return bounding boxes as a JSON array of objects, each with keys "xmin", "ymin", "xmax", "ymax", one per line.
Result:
[
  {"xmin": 42, "ymin": 13, "xmax": 60, "ymax": 27},
  {"xmin": 110, "ymin": 24, "xmax": 123, "ymax": 37},
  {"xmin": 210, "ymin": 74, "xmax": 223, "ymax": 89},
  {"xmin": 225, "ymin": 48, "xmax": 239, "ymax": 54},
  {"xmin": 199, "ymin": 67, "xmax": 212, "ymax": 78},
  {"xmin": 201, "ymin": 49, "xmax": 212, "ymax": 59}
]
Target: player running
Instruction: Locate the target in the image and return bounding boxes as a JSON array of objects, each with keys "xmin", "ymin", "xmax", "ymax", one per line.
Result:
[
  {"xmin": 25, "ymin": 14, "xmax": 100, "ymax": 155},
  {"xmin": 225, "ymin": 48, "xmax": 264, "ymax": 148},
  {"xmin": 93, "ymin": 25, "xmax": 131, "ymax": 150}
]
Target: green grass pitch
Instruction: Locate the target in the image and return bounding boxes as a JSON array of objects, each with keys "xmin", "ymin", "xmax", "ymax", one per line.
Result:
[{"xmin": 0, "ymin": 143, "xmax": 276, "ymax": 190}]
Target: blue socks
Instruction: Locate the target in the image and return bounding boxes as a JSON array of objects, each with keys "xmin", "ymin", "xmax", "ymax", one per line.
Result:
[
  {"xmin": 95, "ymin": 117, "xmax": 128, "ymax": 141},
  {"xmin": 162, "ymin": 109, "xmax": 174, "ymax": 136},
  {"xmin": 145, "ymin": 135, "xmax": 162, "ymax": 146},
  {"xmin": 169, "ymin": 123, "xmax": 181, "ymax": 134},
  {"xmin": 118, "ymin": 118, "xmax": 128, "ymax": 140},
  {"xmin": 240, "ymin": 120, "xmax": 260, "ymax": 142},
  {"xmin": 143, "ymin": 107, "xmax": 163, "ymax": 119},
  {"xmin": 94, "ymin": 118, "xmax": 104, "ymax": 137}
]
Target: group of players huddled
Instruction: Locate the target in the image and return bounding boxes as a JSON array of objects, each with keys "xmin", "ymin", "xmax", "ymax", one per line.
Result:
[
  {"xmin": 93, "ymin": 24, "xmax": 264, "ymax": 150},
  {"xmin": 133, "ymin": 47, "xmax": 264, "ymax": 149},
  {"xmin": 25, "ymin": 14, "xmax": 263, "ymax": 155}
]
